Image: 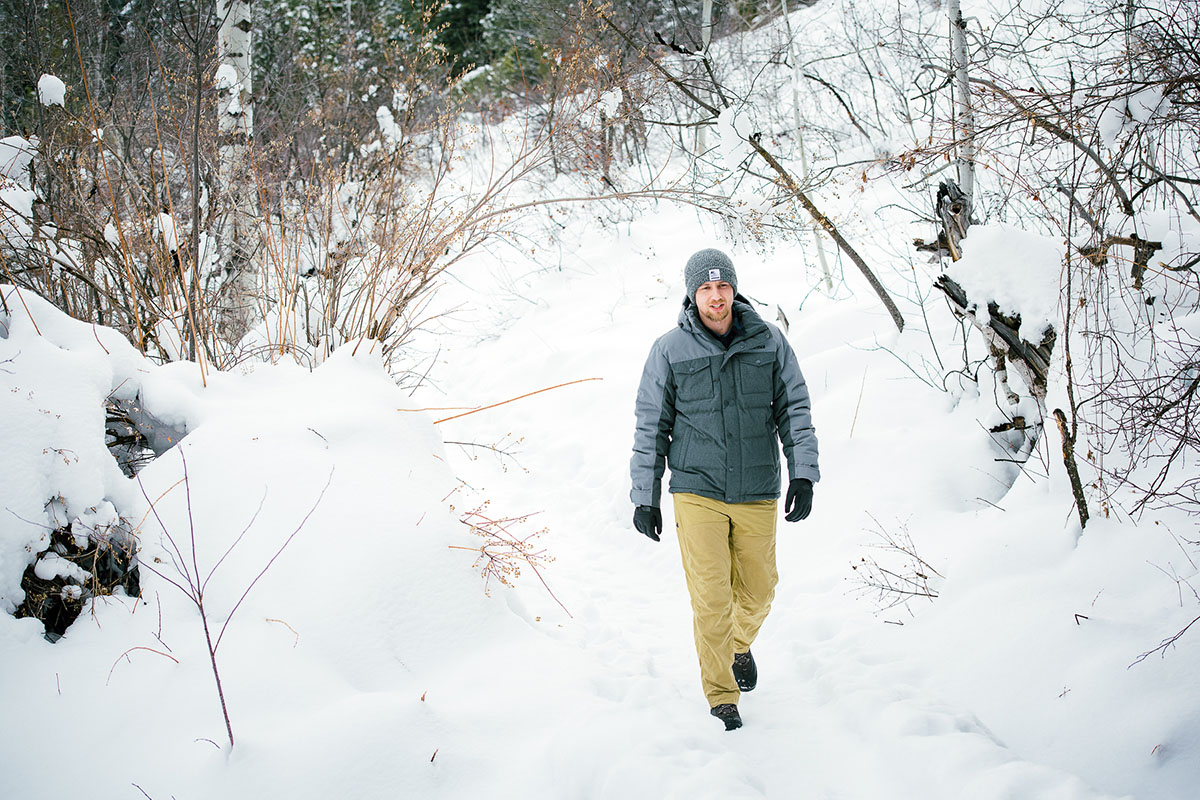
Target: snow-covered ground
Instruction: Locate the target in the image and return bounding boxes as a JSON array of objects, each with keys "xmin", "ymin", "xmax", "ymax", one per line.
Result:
[
  {"xmin": 5, "ymin": 1, "xmax": 1200, "ymax": 796},
  {"xmin": 3, "ymin": 194, "xmax": 1197, "ymax": 798}
]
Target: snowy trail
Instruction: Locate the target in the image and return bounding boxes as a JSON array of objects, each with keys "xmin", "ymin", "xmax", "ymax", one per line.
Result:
[
  {"xmin": 2, "ymin": 212, "xmax": 1158, "ymax": 799},
  {"xmin": 414, "ymin": 212, "xmax": 1125, "ymax": 799}
]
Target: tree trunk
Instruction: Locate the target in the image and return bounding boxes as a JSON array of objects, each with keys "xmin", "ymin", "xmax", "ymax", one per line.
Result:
[
  {"xmin": 948, "ymin": 0, "xmax": 976, "ymax": 210},
  {"xmin": 937, "ymin": 179, "xmax": 971, "ymax": 261},
  {"xmin": 1053, "ymin": 408, "xmax": 1090, "ymax": 530},
  {"xmin": 695, "ymin": 0, "xmax": 714, "ymax": 163},
  {"xmin": 216, "ymin": 0, "xmax": 257, "ymax": 345},
  {"xmin": 600, "ymin": 109, "xmax": 612, "ymax": 185}
]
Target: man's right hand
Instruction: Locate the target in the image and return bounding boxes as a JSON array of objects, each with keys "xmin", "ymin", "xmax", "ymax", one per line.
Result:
[
  {"xmin": 784, "ymin": 478, "xmax": 813, "ymax": 522},
  {"xmin": 633, "ymin": 505, "xmax": 662, "ymax": 542}
]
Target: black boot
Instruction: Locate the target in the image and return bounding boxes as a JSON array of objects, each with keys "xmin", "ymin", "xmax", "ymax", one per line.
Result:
[
  {"xmin": 710, "ymin": 703, "xmax": 743, "ymax": 731},
  {"xmin": 732, "ymin": 650, "xmax": 757, "ymax": 692}
]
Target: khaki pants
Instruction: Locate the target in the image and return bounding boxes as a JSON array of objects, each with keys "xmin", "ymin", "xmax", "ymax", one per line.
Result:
[{"xmin": 672, "ymin": 492, "xmax": 779, "ymax": 707}]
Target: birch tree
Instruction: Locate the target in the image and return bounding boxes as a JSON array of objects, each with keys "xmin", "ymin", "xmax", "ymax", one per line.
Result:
[
  {"xmin": 215, "ymin": 0, "xmax": 257, "ymax": 343},
  {"xmin": 695, "ymin": 0, "xmax": 714, "ymax": 160},
  {"xmin": 948, "ymin": 0, "xmax": 975, "ymax": 212}
]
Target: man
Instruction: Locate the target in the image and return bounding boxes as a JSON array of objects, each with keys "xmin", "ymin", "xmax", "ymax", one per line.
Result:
[{"xmin": 629, "ymin": 248, "xmax": 819, "ymax": 731}]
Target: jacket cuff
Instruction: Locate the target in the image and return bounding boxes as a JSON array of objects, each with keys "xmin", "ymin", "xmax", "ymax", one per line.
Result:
[
  {"xmin": 630, "ymin": 485, "xmax": 660, "ymax": 507},
  {"xmin": 790, "ymin": 466, "xmax": 820, "ymax": 484}
]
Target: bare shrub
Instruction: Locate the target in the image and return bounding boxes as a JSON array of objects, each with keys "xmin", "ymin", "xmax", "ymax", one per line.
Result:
[
  {"xmin": 851, "ymin": 515, "xmax": 942, "ymax": 615},
  {"xmin": 451, "ymin": 500, "xmax": 570, "ymax": 617},
  {"xmin": 133, "ymin": 450, "xmax": 331, "ymax": 750}
]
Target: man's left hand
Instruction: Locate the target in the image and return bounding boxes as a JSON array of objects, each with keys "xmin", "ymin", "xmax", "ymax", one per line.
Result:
[
  {"xmin": 784, "ymin": 478, "xmax": 813, "ymax": 522},
  {"xmin": 633, "ymin": 505, "xmax": 663, "ymax": 541}
]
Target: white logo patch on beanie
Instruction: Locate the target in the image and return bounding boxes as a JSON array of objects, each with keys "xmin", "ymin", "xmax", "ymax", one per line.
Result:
[{"xmin": 708, "ymin": 268, "xmax": 721, "ymax": 281}]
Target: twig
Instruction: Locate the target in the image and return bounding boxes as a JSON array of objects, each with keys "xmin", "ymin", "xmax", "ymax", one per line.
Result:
[
  {"xmin": 852, "ymin": 515, "xmax": 941, "ymax": 611},
  {"xmin": 454, "ymin": 505, "xmax": 572, "ymax": 618},
  {"xmin": 602, "ymin": 10, "xmax": 905, "ymax": 332},
  {"xmin": 407, "ymin": 347, "xmax": 442, "ymax": 397},
  {"xmin": 1130, "ymin": 614, "xmax": 1200, "ymax": 667},
  {"xmin": 215, "ymin": 471, "xmax": 334, "ymax": 652},
  {"xmin": 923, "ymin": 66, "xmax": 1135, "ymax": 216},
  {"xmin": 433, "ymin": 378, "xmax": 602, "ymax": 424},
  {"xmin": 802, "ymin": 71, "xmax": 871, "ymax": 140},
  {"xmin": 265, "ymin": 618, "xmax": 300, "ymax": 647},
  {"xmin": 849, "ymin": 367, "xmax": 868, "ymax": 439},
  {"xmin": 107, "ymin": 646, "xmax": 180, "ymax": 685},
  {"xmin": 134, "ymin": 450, "xmax": 333, "ymax": 751}
]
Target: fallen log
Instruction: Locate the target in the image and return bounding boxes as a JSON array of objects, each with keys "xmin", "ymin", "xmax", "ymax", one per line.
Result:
[{"xmin": 934, "ymin": 274, "xmax": 1056, "ymax": 399}]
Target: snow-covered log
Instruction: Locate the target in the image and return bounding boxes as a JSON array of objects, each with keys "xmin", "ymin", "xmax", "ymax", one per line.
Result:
[{"xmin": 934, "ymin": 272, "xmax": 1056, "ymax": 401}]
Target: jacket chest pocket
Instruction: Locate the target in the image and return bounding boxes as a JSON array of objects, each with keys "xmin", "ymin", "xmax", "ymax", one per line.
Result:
[
  {"xmin": 674, "ymin": 359, "xmax": 714, "ymax": 401},
  {"xmin": 737, "ymin": 352, "xmax": 774, "ymax": 396}
]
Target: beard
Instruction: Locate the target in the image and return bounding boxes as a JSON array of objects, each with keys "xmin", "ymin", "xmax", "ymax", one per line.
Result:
[{"xmin": 700, "ymin": 305, "xmax": 731, "ymax": 326}]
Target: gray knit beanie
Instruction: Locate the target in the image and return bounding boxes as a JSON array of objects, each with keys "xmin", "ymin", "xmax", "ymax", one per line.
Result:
[{"xmin": 684, "ymin": 249, "xmax": 738, "ymax": 301}]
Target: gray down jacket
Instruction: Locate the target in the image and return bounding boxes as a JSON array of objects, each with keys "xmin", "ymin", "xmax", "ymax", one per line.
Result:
[{"xmin": 630, "ymin": 296, "xmax": 819, "ymax": 507}]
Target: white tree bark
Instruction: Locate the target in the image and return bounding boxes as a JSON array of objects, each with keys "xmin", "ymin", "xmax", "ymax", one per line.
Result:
[
  {"xmin": 216, "ymin": 0, "xmax": 256, "ymax": 343},
  {"xmin": 949, "ymin": 0, "xmax": 976, "ymax": 208},
  {"xmin": 696, "ymin": 0, "xmax": 714, "ymax": 162}
]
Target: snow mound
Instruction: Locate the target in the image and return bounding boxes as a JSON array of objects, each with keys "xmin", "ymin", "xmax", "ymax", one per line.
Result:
[
  {"xmin": 0, "ymin": 285, "xmax": 173, "ymax": 613},
  {"xmin": 944, "ymin": 222, "xmax": 1063, "ymax": 334},
  {"xmin": 0, "ymin": 135, "xmax": 37, "ymax": 182},
  {"xmin": 37, "ymin": 74, "xmax": 66, "ymax": 107}
]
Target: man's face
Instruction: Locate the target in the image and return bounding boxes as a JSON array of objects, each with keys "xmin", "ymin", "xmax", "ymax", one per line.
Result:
[{"xmin": 695, "ymin": 280, "xmax": 735, "ymax": 334}]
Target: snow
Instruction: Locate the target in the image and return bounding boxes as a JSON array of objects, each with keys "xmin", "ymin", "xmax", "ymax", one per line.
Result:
[
  {"xmin": 152, "ymin": 315, "xmax": 188, "ymax": 362},
  {"xmin": 157, "ymin": 212, "xmax": 179, "ymax": 252},
  {"xmin": 376, "ymin": 105, "xmax": 401, "ymax": 148},
  {"xmin": 2, "ymin": 202, "xmax": 1194, "ymax": 798},
  {"xmin": 33, "ymin": 553, "xmax": 89, "ymax": 584},
  {"xmin": 1128, "ymin": 86, "xmax": 1166, "ymax": 123},
  {"xmin": 0, "ymin": 135, "xmax": 37, "ymax": 181},
  {"xmin": 103, "ymin": 220, "xmax": 121, "ymax": 247},
  {"xmin": 19, "ymin": 190, "xmax": 1195, "ymax": 795},
  {"xmin": 716, "ymin": 105, "xmax": 754, "ymax": 172},
  {"xmin": 598, "ymin": 87, "xmax": 623, "ymax": 117},
  {"xmin": 944, "ymin": 222, "xmax": 1064, "ymax": 334},
  {"xmin": 215, "ymin": 64, "xmax": 238, "ymax": 91},
  {"xmin": 0, "ymin": 182, "xmax": 35, "ymax": 246},
  {"xmin": 37, "ymin": 74, "xmax": 66, "ymax": 107},
  {"xmin": 1099, "ymin": 87, "xmax": 1168, "ymax": 149},
  {"xmin": 0, "ymin": 285, "xmax": 150, "ymax": 613}
]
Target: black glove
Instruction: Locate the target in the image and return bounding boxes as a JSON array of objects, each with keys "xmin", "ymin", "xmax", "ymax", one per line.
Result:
[
  {"xmin": 784, "ymin": 478, "xmax": 813, "ymax": 522},
  {"xmin": 633, "ymin": 505, "xmax": 662, "ymax": 541}
]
